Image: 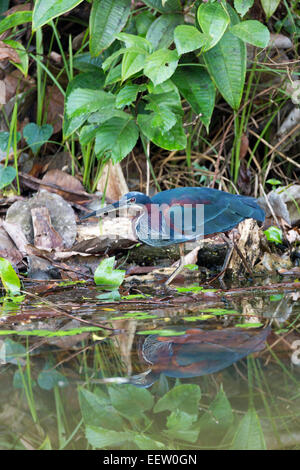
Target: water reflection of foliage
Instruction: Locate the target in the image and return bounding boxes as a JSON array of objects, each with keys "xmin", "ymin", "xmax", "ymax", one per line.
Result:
[{"xmin": 0, "ymin": 334, "xmax": 300, "ymax": 449}]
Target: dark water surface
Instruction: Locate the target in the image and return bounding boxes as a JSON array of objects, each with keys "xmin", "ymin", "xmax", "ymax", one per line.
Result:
[{"xmin": 0, "ymin": 276, "xmax": 300, "ymax": 450}]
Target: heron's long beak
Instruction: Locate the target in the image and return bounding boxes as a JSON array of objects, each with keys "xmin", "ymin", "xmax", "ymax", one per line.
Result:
[{"xmin": 80, "ymin": 200, "xmax": 128, "ymax": 220}]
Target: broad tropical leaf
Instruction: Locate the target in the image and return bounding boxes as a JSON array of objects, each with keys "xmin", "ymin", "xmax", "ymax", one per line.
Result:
[
  {"xmin": 172, "ymin": 66, "xmax": 215, "ymax": 129},
  {"xmin": 142, "ymin": 0, "xmax": 181, "ymax": 14},
  {"xmin": 144, "ymin": 49, "xmax": 178, "ymax": 86},
  {"xmin": 146, "ymin": 14, "xmax": 184, "ymax": 50},
  {"xmin": 260, "ymin": 0, "xmax": 280, "ymax": 19},
  {"xmin": 204, "ymin": 30, "xmax": 246, "ymax": 110},
  {"xmin": 197, "ymin": 2, "xmax": 230, "ymax": 51},
  {"xmin": 94, "ymin": 116, "xmax": 139, "ymax": 163},
  {"xmin": 138, "ymin": 113, "xmax": 186, "ymax": 150},
  {"xmin": 89, "ymin": 0, "xmax": 131, "ymax": 56},
  {"xmin": 230, "ymin": 20, "xmax": 270, "ymax": 47},
  {"xmin": 33, "ymin": 0, "xmax": 82, "ymax": 30},
  {"xmin": 174, "ymin": 25, "xmax": 209, "ymax": 55},
  {"xmin": 234, "ymin": 0, "xmax": 254, "ymax": 17}
]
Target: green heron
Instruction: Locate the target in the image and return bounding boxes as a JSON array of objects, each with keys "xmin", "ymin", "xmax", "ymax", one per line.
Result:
[{"xmin": 81, "ymin": 187, "xmax": 265, "ymax": 284}]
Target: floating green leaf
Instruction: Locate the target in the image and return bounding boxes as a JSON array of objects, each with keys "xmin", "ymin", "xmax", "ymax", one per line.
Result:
[
  {"xmin": 235, "ymin": 323, "xmax": 264, "ymax": 328},
  {"xmin": 121, "ymin": 294, "xmax": 151, "ymax": 299},
  {"xmin": 94, "ymin": 256, "xmax": 125, "ymax": 287},
  {"xmin": 0, "ymin": 258, "xmax": 20, "ymax": 296},
  {"xmin": 96, "ymin": 290, "xmax": 121, "ymax": 301},
  {"xmin": 0, "ymin": 327, "xmax": 104, "ymax": 337},
  {"xmin": 138, "ymin": 329, "xmax": 186, "ymax": 336},
  {"xmin": 269, "ymin": 294, "xmax": 283, "ymax": 301},
  {"xmin": 183, "ymin": 315, "xmax": 215, "ymax": 321},
  {"xmin": 23, "ymin": 123, "xmax": 53, "ymax": 155},
  {"xmin": 184, "ymin": 264, "xmax": 199, "ymax": 271}
]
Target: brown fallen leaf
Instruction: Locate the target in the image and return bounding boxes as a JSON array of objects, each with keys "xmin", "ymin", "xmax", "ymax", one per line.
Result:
[
  {"xmin": 31, "ymin": 206, "xmax": 64, "ymax": 251},
  {"xmin": 0, "ymin": 226, "xmax": 23, "ymax": 266},
  {"xmin": 41, "ymin": 169, "xmax": 86, "ymax": 202},
  {"xmin": 97, "ymin": 161, "xmax": 129, "ymax": 201},
  {"xmin": 45, "ymin": 85, "xmax": 64, "ymax": 134},
  {"xmin": 0, "ymin": 41, "xmax": 20, "ymax": 62}
]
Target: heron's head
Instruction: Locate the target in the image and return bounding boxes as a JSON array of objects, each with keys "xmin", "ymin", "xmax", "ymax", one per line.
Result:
[{"xmin": 80, "ymin": 192, "xmax": 151, "ymax": 220}]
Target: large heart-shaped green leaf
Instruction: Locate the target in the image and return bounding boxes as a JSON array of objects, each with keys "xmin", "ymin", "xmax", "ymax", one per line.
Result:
[
  {"xmin": 89, "ymin": 0, "xmax": 131, "ymax": 56},
  {"xmin": 0, "ymin": 131, "xmax": 21, "ymax": 151},
  {"xmin": 0, "ymin": 166, "xmax": 17, "ymax": 190},
  {"xmin": 23, "ymin": 123, "xmax": 53, "ymax": 155}
]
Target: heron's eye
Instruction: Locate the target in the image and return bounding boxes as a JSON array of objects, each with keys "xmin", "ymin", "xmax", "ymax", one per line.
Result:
[{"xmin": 129, "ymin": 197, "xmax": 136, "ymax": 204}]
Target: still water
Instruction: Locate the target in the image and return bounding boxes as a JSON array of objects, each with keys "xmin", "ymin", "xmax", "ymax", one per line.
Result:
[{"xmin": 0, "ymin": 276, "xmax": 300, "ymax": 450}]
